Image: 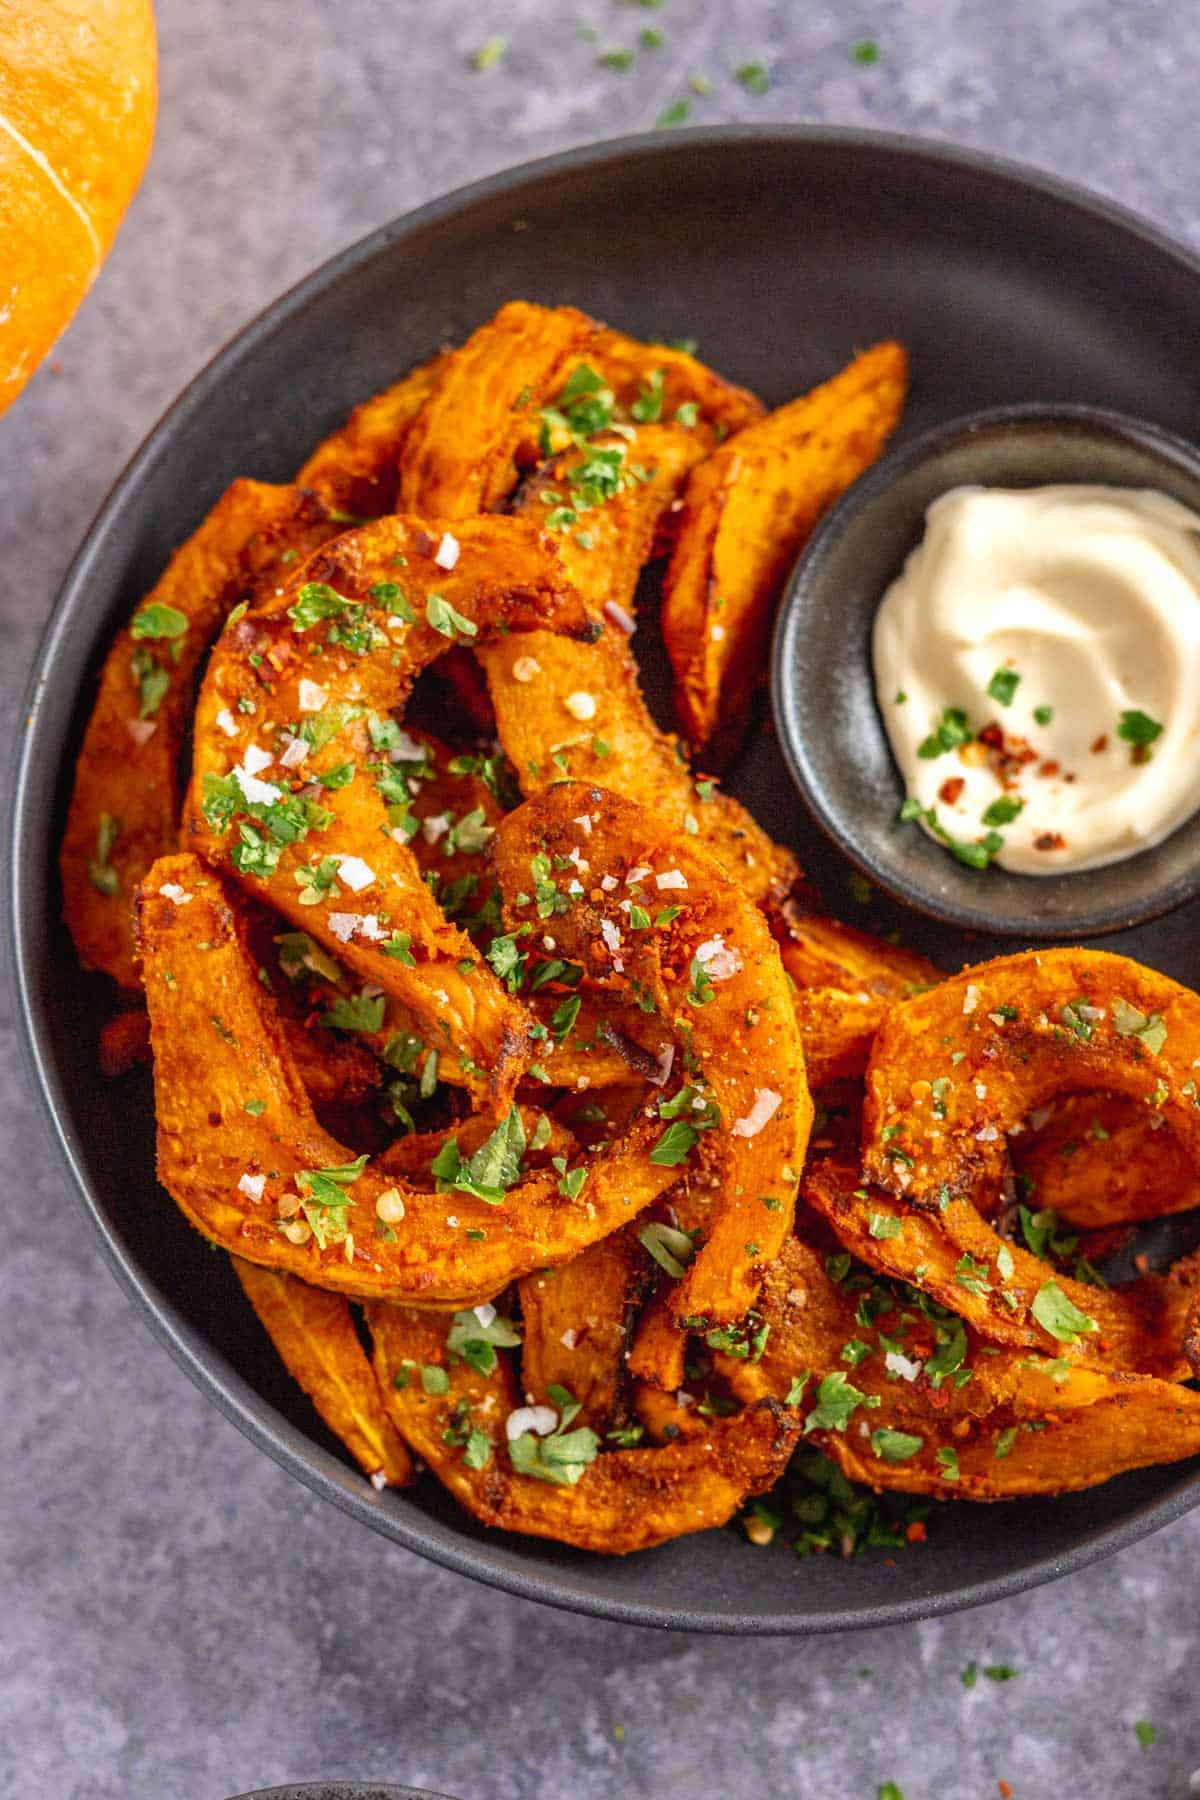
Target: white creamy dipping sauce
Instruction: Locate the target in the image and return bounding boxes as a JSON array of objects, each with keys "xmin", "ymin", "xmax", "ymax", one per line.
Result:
[{"xmin": 872, "ymin": 484, "xmax": 1200, "ymax": 874}]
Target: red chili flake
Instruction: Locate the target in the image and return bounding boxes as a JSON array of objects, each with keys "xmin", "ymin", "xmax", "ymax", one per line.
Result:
[
  {"xmin": 938, "ymin": 776, "xmax": 966, "ymax": 805},
  {"xmin": 1038, "ymin": 760, "xmax": 1060, "ymax": 777},
  {"xmin": 1090, "ymin": 734, "xmax": 1108, "ymax": 754},
  {"xmin": 979, "ymin": 722, "xmax": 1005, "ymax": 749},
  {"xmin": 1034, "ymin": 832, "xmax": 1066, "ymax": 851},
  {"xmin": 906, "ymin": 1520, "xmax": 927, "ymax": 1543},
  {"xmin": 998, "ymin": 1781, "xmax": 1014, "ymax": 1798},
  {"xmin": 1134, "ymin": 1252, "xmax": 1149, "ymax": 1274}
]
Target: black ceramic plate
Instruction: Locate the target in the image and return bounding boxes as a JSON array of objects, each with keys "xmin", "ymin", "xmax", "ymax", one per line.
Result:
[
  {"xmin": 229, "ymin": 1787, "xmax": 457, "ymax": 1800},
  {"xmin": 11, "ymin": 127, "xmax": 1200, "ymax": 1636}
]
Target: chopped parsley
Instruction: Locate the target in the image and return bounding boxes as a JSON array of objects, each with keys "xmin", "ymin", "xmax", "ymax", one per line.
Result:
[
  {"xmin": 987, "ymin": 667, "xmax": 1020, "ymax": 706},
  {"xmin": 935, "ymin": 1446, "xmax": 961, "ymax": 1481},
  {"xmin": 982, "ymin": 794, "xmax": 1023, "ymax": 826},
  {"xmin": 472, "ymin": 35, "xmax": 507, "ymax": 70},
  {"xmin": 649, "ymin": 1118, "xmax": 699, "ymax": 1165},
  {"xmin": 320, "ymin": 991, "xmax": 385, "ymax": 1034},
  {"xmin": 916, "ymin": 706, "xmax": 972, "ymax": 760},
  {"xmin": 655, "ymin": 97, "xmax": 691, "ymax": 128},
  {"xmin": 425, "ymin": 593, "xmax": 477, "ymax": 639},
  {"xmin": 734, "ymin": 59, "xmax": 770, "ymax": 93},
  {"xmin": 870, "ymin": 1427, "xmax": 922, "ymax": 1463},
  {"xmin": 432, "ymin": 1104, "xmax": 526, "ymax": 1204},
  {"xmin": 1112, "ymin": 995, "xmax": 1167, "ymax": 1054},
  {"xmin": 1116, "ymin": 708, "xmax": 1162, "ymax": 748},
  {"xmin": 287, "ymin": 582, "xmax": 349, "ymax": 630},
  {"xmin": 508, "ymin": 1386, "xmax": 600, "ymax": 1487},
  {"xmin": 1030, "ymin": 1280, "xmax": 1097, "ymax": 1344},
  {"xmin": 131, "ymin": 601, "xmax": 188, "ymax": 642},
  {"xmin": 445, "ymin": 1307, "xmax": 521, "ymax": 1376},
  {"xmin": 296, "ymin": 1154, "xmax": 367, "ymax": 1248},
  {"xmin": 130, "ymin": 645, "xmax": 170, "ymax": 718},
  {"xmin": 803, "ymin": 1371, "xmax": 879, "ymax": 1434},
  {"xmin": 87, "ymin": 812, "xmax": 121, "ymax": 896},
  {"xmin": 638, "ymin": 1220, "xmax": 696, "ymax": 1279}
]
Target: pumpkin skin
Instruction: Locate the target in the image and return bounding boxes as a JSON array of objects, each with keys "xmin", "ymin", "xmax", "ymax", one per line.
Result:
[{"xmin": 0, "ymin": 0, "xmax": 157, "ymax": 413}]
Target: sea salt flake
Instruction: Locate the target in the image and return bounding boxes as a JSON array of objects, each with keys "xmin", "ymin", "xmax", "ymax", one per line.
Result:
[
  {"xmin": 337, "ymin": 855, "xmax": 376, "ymax": 892},
  {"xmin": 733, "ymin": 1088, "xmax": 782, "ymax": 1138}
]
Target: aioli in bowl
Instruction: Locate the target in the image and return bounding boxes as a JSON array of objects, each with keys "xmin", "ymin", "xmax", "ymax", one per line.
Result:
[{"xmin": 873, "ymin": 484, "xmax": 1200, "ymax": 873}]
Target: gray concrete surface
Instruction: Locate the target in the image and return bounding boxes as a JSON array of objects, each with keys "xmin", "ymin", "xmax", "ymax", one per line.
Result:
[{"xmin": 2, "ymin": 2, "xmax": 1199, "ymax": 1795}]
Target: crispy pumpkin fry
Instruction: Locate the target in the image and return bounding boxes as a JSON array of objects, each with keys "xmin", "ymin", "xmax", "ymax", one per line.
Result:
[
  {"xmin": 662, "ymin": 341, "xmax": 908, "ymax": 760},
  {"xmin": 1014, "ymin": 1091, "xmax": 1200, "ymax": 1228},
  {"xmin": 482, "ymin": 629, "xmax": 797, "ymax": 906},
  {"xmin": 398, "ymin": 301, "xmax": 598, "ymax": 517},
  {"xmin": 775, "ymin": 916, "xmax": 943, "ymax": 1087},
  {"xmin": 731, "ymin": 1239, "xmax": 1200, "ymax": 1499},
  {"xmin": 62, "ymin": 480, "xmax": 344, "ymax": 991},
  {"xmin": 805, "ymin": 1158, "xmax": 1196, "ymax": 1381},
  {"xmin": 518, "ymin": 1228, "xmax": 649, "ymax": 1431},
  {"xmin": 792, "ymin": 988, "xmax": 887, "ymax": 1089},
  {"xmin": 233, "ymin": 1259, "xmax": 412, "ymax": 1487},
  {"xmin": 475, "ymin": 338, "xmax": 796, "ymax": 907},
  {"xmin": 512, "ymin": 420, "xmax": 709, "ymax": 610},
  {"xmin": 587, "ymin": 327, "xmax": 765, "ymax": 442},
  {"xmin": 625, "ymin": 1283, "xmax": 690, "ymax": 1394},
  {"xmin": 492, "ymin": 782, "xmax": 813, "ymax": 1325},
  {"xmin": 137, "ymin": 859, "xmax": 680, "ymax": 1305},
  {"xmin": 778, "ymin": 912, "xmax": 940, "ymax": 997},
  {"xmin": 367, "ymin": 1301, "xmax": 799, "ymax": 1552},
  {"xmin": 633, "ymin": 1380, "xmax": 709, "ymax": 1444},
  {"xmin": 296, "ymin": 353, "xmax": 448, "ymax": 517},
  {"xmin": 863, "ymin": 949, "xmax": 1200, "ymax": 1203},
  {"xmin": 185, "ymin": 513, "xmax": 596, "ymax": 1093}
]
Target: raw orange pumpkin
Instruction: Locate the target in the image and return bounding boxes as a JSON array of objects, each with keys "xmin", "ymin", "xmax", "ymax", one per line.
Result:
[{"xmin": 0, "ymin": 0, "xmax": 157, "ymax": 413}]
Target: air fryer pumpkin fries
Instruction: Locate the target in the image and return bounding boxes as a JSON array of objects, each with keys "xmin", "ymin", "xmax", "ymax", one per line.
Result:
[{"xmin": 63, "ymin": 304, "xmax": 1200, "ymax": 1553}]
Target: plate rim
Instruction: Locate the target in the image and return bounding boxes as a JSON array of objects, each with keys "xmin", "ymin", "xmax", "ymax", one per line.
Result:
[{"xmin": 10, "ymin": 122, "xmax": 1200, "ymax": 1637}]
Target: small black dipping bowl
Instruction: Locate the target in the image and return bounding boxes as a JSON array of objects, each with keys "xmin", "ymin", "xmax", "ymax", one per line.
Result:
[{"xmin": 771, "ymin": 404, "xmax": 1200, "ymax": 939}]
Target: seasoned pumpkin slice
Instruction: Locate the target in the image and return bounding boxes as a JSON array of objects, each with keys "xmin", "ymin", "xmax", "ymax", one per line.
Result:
[
  {"xmin": 493, "ymin": 782, "xmax": 812, "ymax": 1326},
  {"xmin": 1013, "ymin": 1091, "xmax": 1200, "ymax": 1228},
  {"xmin": 511, "ymin": 420, "xmax": 709, "ymax": 612},
  {"xmin": 296, "ymin": 353, "xmax": 448, "ymax": 517},
  {"xmin": 730, "ymin": 1238, "xmax": 1200, "ymax": 1499},
  {"xmin": 518, "ymin": 1228, "xmax": 649, "ymax": 1432},
  {"xmin": 62, "ymin": 480, "xmax": 344, "ymax": 990},
  {"xmin": 662, "ymin": 342, "xmax": 907, "ymax": 761},
  {"xmin": 367, "ymin": 1300, "xmax": 798, "ymax": 1553},
  {"xmin": 482, "ymin": 629, "xmax": 797, "ymax": 907},
  {"xmin": 184, "ymin": 513, "xmax": 595, "ymax": 1092},
  {"xmin": 137, "ymin": 859, "xmax": 679, "ymax": 1305},
  {"xmin": 233, "ymin": 1259, "xmax": 412, "ymax": 1487},
  {"xmin": 863, "ymin": 948, "xmax": 1200, "ymax": 1207},
  {"xmin": 804, "ymin": 1157, "xmax": 1196, "ymax": 1382},
  {"xmin": 399, "ymin": 301, "xmax": 598, "ymax": 517}
]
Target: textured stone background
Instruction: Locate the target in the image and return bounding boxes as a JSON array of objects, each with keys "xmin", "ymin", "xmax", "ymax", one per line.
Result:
[{"xmin": 3, "ymin": 3, "xmax": 1199, "ymax": 1796}]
